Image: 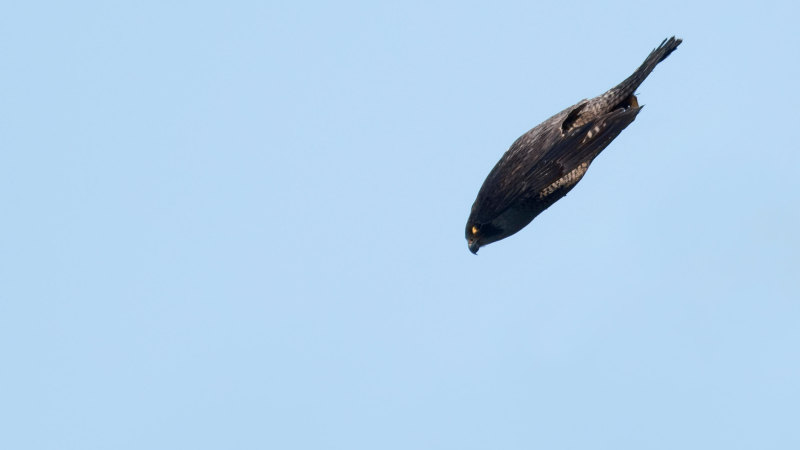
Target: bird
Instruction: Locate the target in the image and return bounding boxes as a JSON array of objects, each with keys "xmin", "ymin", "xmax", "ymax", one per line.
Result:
[{"xmin": 465, "ymin": 37, "xmax": 682, "ymax": 254}]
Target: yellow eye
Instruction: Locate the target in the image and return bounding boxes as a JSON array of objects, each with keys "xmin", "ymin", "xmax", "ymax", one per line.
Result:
[{"xmin": 471, "ymin": 226, "xmax": 479, "ymax": 235}]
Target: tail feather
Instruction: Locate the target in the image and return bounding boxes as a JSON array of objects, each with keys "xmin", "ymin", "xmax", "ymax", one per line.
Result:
[
  {"xmin": 608, "ymin": 36, "xmax": 682, "ymax": 100},
  {"xmin": 564, "ymin": 36, "xmax": 681, "ymax": 131}
]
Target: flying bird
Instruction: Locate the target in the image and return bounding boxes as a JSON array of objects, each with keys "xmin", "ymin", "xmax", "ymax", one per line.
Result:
[{"xmin": 466, "ymin": 37, "xmax": 682, "ymax": 254}]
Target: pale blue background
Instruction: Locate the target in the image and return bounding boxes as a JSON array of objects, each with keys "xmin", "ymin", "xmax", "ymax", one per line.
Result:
[{"xmin": 2, "ymin": 1, "xmax": 799, "ymax": 449}]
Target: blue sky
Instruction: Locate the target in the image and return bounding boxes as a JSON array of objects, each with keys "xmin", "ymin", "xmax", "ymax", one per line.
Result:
[{"xmin": 2, "ymin": 1, "xmax": 799, "ymax": 449}]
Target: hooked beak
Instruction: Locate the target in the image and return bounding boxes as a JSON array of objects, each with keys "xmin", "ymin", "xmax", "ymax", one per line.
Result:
[{"xmin": 468, "ymin": 239, "xmax": 480, "ymax": 255}]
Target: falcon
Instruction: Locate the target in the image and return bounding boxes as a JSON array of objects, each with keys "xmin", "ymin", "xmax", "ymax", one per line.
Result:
[{"xmin": 466, "ymin": 37, "xmax": 682, "ymax": 254}]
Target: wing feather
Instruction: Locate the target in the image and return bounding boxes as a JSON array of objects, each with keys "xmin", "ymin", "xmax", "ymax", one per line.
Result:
[{"xmin": 472, "ymin": 106, "xmax": 641, "ymax": 223}]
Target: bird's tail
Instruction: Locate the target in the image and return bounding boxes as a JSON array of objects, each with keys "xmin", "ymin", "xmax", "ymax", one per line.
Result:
[{"xmin": 605, "ymin": 37, "xmax": 682, "ymax": 101}]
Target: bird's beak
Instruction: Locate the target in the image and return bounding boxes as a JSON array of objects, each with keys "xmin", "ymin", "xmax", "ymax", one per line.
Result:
[{"xmin": 468, "ymin": 240, "xmax": 480, "ymax": 255}]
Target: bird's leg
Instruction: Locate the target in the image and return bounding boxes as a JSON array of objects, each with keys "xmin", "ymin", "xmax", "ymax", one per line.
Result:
[{"xmin": 611, "ymin": 94, "xmax": 639, "ymax": 112}]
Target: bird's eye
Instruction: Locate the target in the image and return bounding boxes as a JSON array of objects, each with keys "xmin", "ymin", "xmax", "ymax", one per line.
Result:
[{"xmin": 471, "ymin": 226, "xmax": 479, "ymax": 235}]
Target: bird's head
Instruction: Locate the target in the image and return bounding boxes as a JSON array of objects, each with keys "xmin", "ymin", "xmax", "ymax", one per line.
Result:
[
  {"xmin": 465, "ymin": 222, "xmax": 502, "ymax": 254},
  {"xmin": 466, "ymin": 223, "xmax": 482, "ymax": 254}
]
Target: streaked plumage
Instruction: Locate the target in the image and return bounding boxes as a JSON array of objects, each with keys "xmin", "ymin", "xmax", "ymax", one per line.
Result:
[{"xmin": 466, "ymin": 37, "xmax": 682, "ymax": 254}]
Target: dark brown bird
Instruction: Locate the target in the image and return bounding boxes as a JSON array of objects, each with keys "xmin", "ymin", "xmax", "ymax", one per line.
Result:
[{"xmin": 466, "ymin": 37, "xmax": 682, "ymax": 254}]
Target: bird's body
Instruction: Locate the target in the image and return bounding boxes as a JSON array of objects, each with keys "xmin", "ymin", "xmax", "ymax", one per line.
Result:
[{"xmin": 466, "ymin": 37, "xmax": 682, "ymax": 254}]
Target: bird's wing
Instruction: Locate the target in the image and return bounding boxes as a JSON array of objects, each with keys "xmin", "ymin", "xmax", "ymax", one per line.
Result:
[{"xmin": 474, "ymin": 106, "xmax": 641, "ymax": 222}]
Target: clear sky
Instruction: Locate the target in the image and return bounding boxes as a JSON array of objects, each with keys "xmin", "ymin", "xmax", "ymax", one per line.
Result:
[{"xmin": 2, "ymin": 1, "xmax": 799, "ymax": 449}]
